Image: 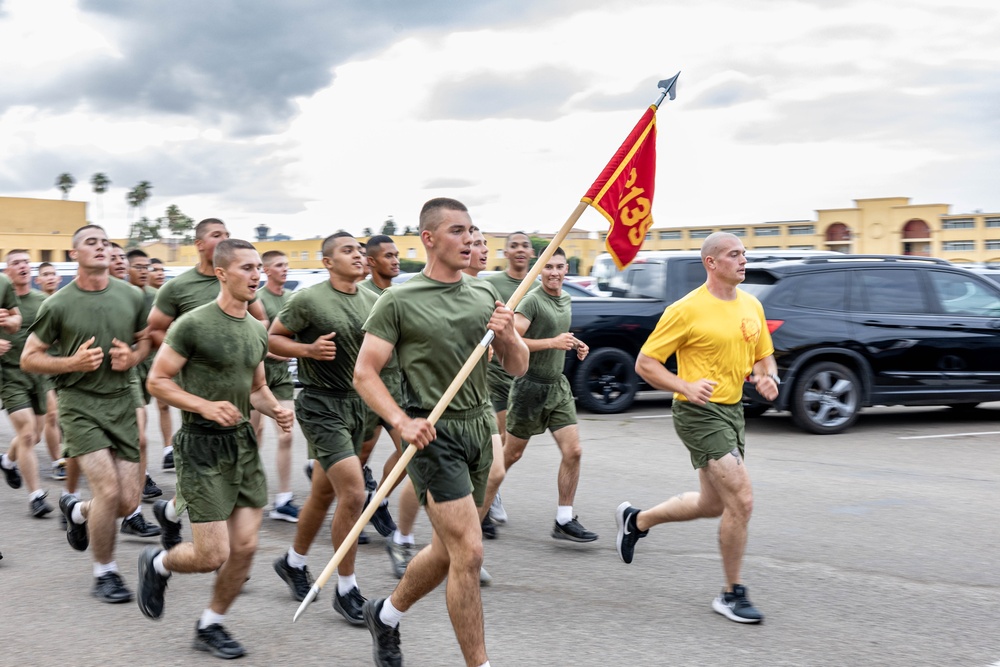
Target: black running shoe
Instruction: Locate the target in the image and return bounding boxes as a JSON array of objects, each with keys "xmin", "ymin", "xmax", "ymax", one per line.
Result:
[
  {"xmin": 615, "ymin": 501, "xmax": 648, "ymax": 564},
  {"xmin": 481, "ymin": 515, "xmax": 496, "ymax": 540},
  {"xmin": 30, "ymin": 492, "xmax": 54, "ymax": 518},
  {"xmin": 712, "ymin": 584, "xmax": 764, "ymax": 624},
  {"xmin": 162, "ymin": 450, "xmax": 174, "ymax": 471},
  {"xmin": 92, "ymin": 572, "xmax": 133, "ymax": 603},
  {"xmin": 121, "ymin": 511, "xmax": 162, "ymax": 538},
  {"xmin": 385, "ymin": 538, "xmax": 414, "ymax": 579},
  {"xmin": 367, "ymin": 497, "xmax": 396, "ymax": 538},
  {"xmin": 303, "ymin": 460, "xmax": 314, "ymax": 481},
  {"xmin": 59, "ymin": 495, "xmax": 89, "ymax": 551},
  {"xmin": 1, "ymin": 460, "xmax": 21, "ymax": 489},
  {"xmin": 273, "ymin": 554, "xmax": 314, "ymax": 602},
  {"xmin": 152, "ymin": 499, "xmax": 182, "ymax": 550},
  {"xmin": 358, "ymin": 530, "xmax": 370, "ymax": 545},
  {"xmin": 363, "ymin": 598, "xmax": 402, "ymax": 667},
  {"xmin": 552, "ymin": 517, "xmax": 598, "ymax": 543},
  {"xmin": 363, "ymin": 465, "xmax": 377, "ymax": 493},
  {"xmin": 137, "ymin": 546, "xmax": 169, "ymax": 619},
  {"xmin": 333, "ymin": 586, "xmax": 367, "ymax": 625},
  {"xmin": 193, "ymin": 622, "xmax": 245, "ymax": 659},
  {"xmin": 142, "ymin": 475, "xmax": 163, "ymax": 501}
]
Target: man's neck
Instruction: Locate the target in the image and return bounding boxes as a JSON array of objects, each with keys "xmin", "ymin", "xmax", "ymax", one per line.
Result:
[
  {"xmin": 265, "ymin": 281, "xmax": 285, "ymax": 296},
  {"xmin": 422, "ymin": 256, "xmax": 464, "ymax": 283},
  {"xmin": 506, "ymin": 267, "xmax": 528, "ymax": 280},
  {"xmin": 216, "ymin": 291, "xmax": 248, "ymax": 318},
  {"xmin": 197, "ymin": 257, "xmax": 214, "ymax": 276},
  {"xmin": 13, "ymin": 283, "xmax": 31, "ymax": 297},
  {"xmin": 705, "ymin": 279, "xmax": 739, "ymax": 301},
  {"xmin": 371, "ymin": 274, "xmax": 393, "ymax": 290},
  {"xmin": 75, "ymin": 267, "xmax": 110, "ymax": 292},
  {"xmin": 329, "ymin": 273, "xmax": 358, "ymax": 294}
]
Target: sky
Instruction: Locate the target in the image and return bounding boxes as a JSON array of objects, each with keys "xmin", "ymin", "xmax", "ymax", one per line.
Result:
[{"xmin": 1, "ymin": 0, "xmax": 998, "ymax": 243}]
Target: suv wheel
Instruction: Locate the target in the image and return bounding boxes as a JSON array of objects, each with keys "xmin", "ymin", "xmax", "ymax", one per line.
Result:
[
  {"xmin": 573, "ymin": 347, "xmax": 638, "ymax": 414},
  {"xmin": 791, "ymin": 361, "xmax": 861, "ymax": 434}
]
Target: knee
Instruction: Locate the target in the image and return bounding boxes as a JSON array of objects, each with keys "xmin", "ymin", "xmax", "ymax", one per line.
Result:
[
  {"xmin": 563, "ymin": 442, "xmax": 582, "ymax": 464},
  {"xmin": 453, "ymin": 538, "xmax": 484, "ymax": 572},
  {"xmin": 726, "ymin": 493, "xmax": 753, "ymax": 522},
  {"xmin": 229, "ymin": 535, "xmax": 259, "ymax": 561},
  {"xmin": 504, "ymin": 447, "xmax": 524, "ymax": 468},
  {"xmin": 339, "ymin": 486, "xmax": 366, "ymax": 515}
]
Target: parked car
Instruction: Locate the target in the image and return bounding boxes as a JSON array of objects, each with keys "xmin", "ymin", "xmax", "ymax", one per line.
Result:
[{"xmin": 740, "ymin": 255, "xmax": 1000, "ymax": 434}]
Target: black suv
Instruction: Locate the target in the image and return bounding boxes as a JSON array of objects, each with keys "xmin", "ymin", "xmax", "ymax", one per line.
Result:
[{"xmin": 740, "ymin": 256, "xmax": 1000, "ymax": 434}]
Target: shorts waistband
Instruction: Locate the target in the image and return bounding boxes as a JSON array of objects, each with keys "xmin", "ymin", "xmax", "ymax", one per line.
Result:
[
  {"xmin": 406, "ymin": 405, "xmax": 489, "ymax": 421},
  {"xmin": 180, "ymin": 422, "xmax": 248, "ymax": 436},
  {"xmin": 522, "ymin": 371, "xmax": 561, "ymax": 384},
  {"xmin": 301, "ymin": 386, "xmax": 357, "ymax": 399}
]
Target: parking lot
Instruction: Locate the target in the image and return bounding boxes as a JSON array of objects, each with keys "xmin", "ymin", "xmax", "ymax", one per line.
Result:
[{"xmin": 1, "ymin": 395, "xmax": 999, "ymax": 666}]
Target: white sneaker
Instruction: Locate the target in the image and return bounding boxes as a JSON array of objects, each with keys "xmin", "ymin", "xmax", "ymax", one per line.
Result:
[{"xmin": 489, "ymin": 493, "xmax": 507, "ymax": 525}]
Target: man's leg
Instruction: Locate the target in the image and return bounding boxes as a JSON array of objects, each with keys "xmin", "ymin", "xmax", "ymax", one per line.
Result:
[
  {"xmin": 291, "ymin": 463, "xmax": 335, "ymax": 557},
  {"xmin": 327, "ymin": 456, "xmax": 366, "ymax": 577},
  {"xmin": 44, "ymin": 390, "xmax": 62, "ymax": 464},
  {"xmin": 700, "ymin": 453, "xmax": 753, "ymax": 587},
  {"xmin": 551, "ymin": 425, "xmax": 582, "ymax": 507},
  {"xmin": 8, "ymin": 409, "xmax": 43, "ymax": 502},
  {"xmin": 76, "ymin": 452, "xmax": 142, "ymax": 564},
  {"xmin": 269, "ymin": 400, "xmax": 296, "ymax": 518},
  {"xmin": 157, "ymin": 399, "xmax": 174, "ymax": 469}
]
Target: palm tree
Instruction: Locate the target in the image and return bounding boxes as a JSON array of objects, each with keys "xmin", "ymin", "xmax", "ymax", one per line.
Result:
[
  {"xmin": 55, "ymin": 173, "xmax": 76, "ymax": 200},
  {"xmin": 90, "ymin": 172, "xmax": 111, "ymax": 219},
  {"xmin": 133, "ymin": 181, "xmax": 153, "ymax": 218},
  {"xmin": 380, "ymin": 216, "xmax": 397, "ymax": 236}
]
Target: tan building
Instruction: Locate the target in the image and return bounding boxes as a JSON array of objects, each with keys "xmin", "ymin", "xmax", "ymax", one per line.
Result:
[{"xmin": 3, "ymin": 195, "xmax": 999, "ymax": 271}]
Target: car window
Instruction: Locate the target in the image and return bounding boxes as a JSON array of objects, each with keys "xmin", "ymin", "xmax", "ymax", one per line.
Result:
[
  {"xmin": 788, "ymin": 270, "xmax": 847, "ymax": 311},
  {"xmin": 926, "ymin": 270, "xmax": 1000, "ymax": 316},
  {"xmin": 853, "ymin": 269, "xmax": 927, "ymax": 313}
]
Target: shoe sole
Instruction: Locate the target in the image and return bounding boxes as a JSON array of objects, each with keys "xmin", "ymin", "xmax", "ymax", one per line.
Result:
[
  {"xmin": 122, "ymin": 527, "xmax": 162, "ymax": 538},
  {"xmin": 142, "ymin": 492, "xmax": 163, "ymax": 501},
  {"xmin": 551, "ymin": 529, "xmax": 598, "ymax": 543},
  {"xmin": 268, "ymin": 511, "xmax": 299, "ymax": 523},
  {"xmin": 93, "ymin": 590, "xmax": 134, "ymax": 603},
  {"xmin": 192, "ymin": 639, "xmax": 244, "ymax": 659},
  {"xmin": 712, "ymin": 598, "xmax": 763, "ymax": 623},
  {"xmin": 33, "ymin": 506, "xmax": 54, "ymax": 518},
  {"xmin": 615, "ymin": 501, "xmax": 631, "ymax": 564}
]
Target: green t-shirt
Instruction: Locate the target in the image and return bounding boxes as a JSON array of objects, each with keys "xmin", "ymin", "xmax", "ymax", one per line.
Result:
[
  {"xmin": 364, "ymin": 273, "xmax": 500, "ymax": 413},
  {"xmin": 359, "ymin": 279, "xmax": 401, "ymax": 382},
  {"xmin": 258, "ymin": 286, "xmax": 291, "ymax": 369},
  {"xmin": 153, "ymin": 267, "xmax": 221, "ymax": 319},
  {"xmin": 277, "ymin": 280, "xmax": 377, "ymax": 393},
  {"xmin": 360, "ymin": 280, "xmax": 385, "ymax": 296},
  {"xmin": 483, "ymin": 272, "xmax": 537, "ymax": 381},
  {"xmin": 0, "ymin": 288, "xmax": 45, "ymax": 368},
  {"xmin": 515, "ymin": 287, "xmax": 572, "ymax": 381},
  {"xmin": 163, "ymin": 302, "xmax": 268, "ymax": 428},
  {"xmin": 30, "ymin": 278, "xmax": 149, "ymax": 396}
]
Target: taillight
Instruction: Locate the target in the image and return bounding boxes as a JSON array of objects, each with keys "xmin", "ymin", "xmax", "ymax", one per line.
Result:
[{"xmin": 766, "ymin": 320, "xmax": 784, "ymax": 333}]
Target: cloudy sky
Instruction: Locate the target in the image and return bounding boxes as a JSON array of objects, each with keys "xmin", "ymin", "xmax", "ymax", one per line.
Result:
[{"xmin": 1, "ymin": 0, "xmax": 998, "ymax": 242}]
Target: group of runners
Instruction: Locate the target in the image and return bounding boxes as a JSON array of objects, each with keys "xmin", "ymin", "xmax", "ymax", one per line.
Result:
[{"xmin": 1, "ymin": 198, "xmax": 777, "ymax": 665}]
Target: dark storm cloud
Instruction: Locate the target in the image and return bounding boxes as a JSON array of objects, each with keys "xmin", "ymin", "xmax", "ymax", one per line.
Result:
[
  {"xmin": 0, "ymin": 0, "xmax": 613, "ymax": 137},
  {"xmin": 423, "ymin": 67, "xmax": 586, "ymax": 120}
]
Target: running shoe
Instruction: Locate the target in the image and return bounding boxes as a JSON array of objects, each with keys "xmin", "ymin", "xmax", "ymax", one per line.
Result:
[
  {"xmin": 333, "ymin": 586, "xmax": 367, "ymax": 625},
  {"xmin": 269, "ymin": 500, "xmax": 300, "ymax": 523},
  {"xmin": 273, "ymin": 554, "xmax": 314, "ymax": 602},
  {"xmin": 193, "ymin": 622, "xmax": 245, "ymax": 659},
  {"xmin": 385, "ymin": 538, "xmax": 414, "ymax": 579},
  {"xmin": 712, "ymin": 584, "xmax": 764, "ymax": 624},
  {"xmin": 615, "ymin": 501, "xmax": 648, "ymax": 564},
  {"xmin": 152, "ymin": 499, "xmax": 182, "ymax": 550},
  {"xmin": 137, "ymin": 546, "xmax": 169, "ymax": 619},
  {"xmin": 142, "ymin": 475, "xmax": 163, "ymax": 501},
  {"xmin": 162, "ymin": 450, "xmax": 174, "ymax": 471},
  {"xmin": 363, "ymin": 599, "xmax": 403, "ymax": 667},
  {"xmin": 59, "ymin": 495, "xmax": 89, "ymax": 551},
  {"xmin": 121, "ymin": 511, "xmax": 162, "ymax": 538},
  {"xmin": 489, "ymin": 492, "xmax": 508, "ymax": 524},
  {"xmin": 30, "ymin": 492, "xmax": 54, "ymax": 518},
  {"xmin": 552, "ymin": 517, "xmax": 598, "ymax": 543},
  {"xmin": 1, "ymin": 459, "xmax": 22, "ymax": 489},
  {"xmin": 92, "ymin": 572, "xmax": 133, "ymax": 603}
]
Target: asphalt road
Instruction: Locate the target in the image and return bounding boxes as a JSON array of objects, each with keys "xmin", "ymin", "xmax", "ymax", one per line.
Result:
[{"xmin": 1, "ymin": 394, "xmax": 998, "ymax": 666}]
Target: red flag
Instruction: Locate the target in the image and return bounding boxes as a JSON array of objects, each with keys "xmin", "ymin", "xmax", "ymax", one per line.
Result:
[{"xmin": 581, "ymin": 105, "xmax": 657, "ymax": 270}]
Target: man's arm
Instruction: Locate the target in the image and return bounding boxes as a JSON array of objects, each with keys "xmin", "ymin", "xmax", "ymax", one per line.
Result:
[
  {"xmin": 147, "ymin": 306, "xmax": 175, "ymax": 349},
  {"xmin": 110, "ymin": 327, "xmax": 152, "ymax": 371},
  {"xmin": 748, "ymin": 355, "xmax": 779, "ymax": 401},
  {"xmin": 267, "ymin": 317, "xmax": 336, "ymax": 361},
  {"xmin": 248, "ymin": 361, "xmax": 294, "ymax": 431},
  {"xmin": 513, "ymin": 313, "xmax": 581, "ymax": 354},
  {"xmin": 0, "ymin": 307, "xmax": 22, "ymax": 334},
  {"xmin": 22, "ymin": 333, "xmax": 104, "ymax": 375},
  {"xmin": 635, "ymin": 352, "xmax": 717, "ymax": 406},
  {"xmin": 488, "ymin": 302, "xmax": 528, "ymax": 378},
  {"xmin": 147, "ymin": 344, "xmax": 242, "ymax": 427},
  {"xmin": 354, "ymin": 332, "xmax": 436, "ymax": 448}
]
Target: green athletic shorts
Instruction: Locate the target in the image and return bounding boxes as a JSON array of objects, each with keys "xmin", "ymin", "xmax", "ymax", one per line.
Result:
[
  {"xmin": 405, "ymin": 405, "xmax": 493, "ymax": 507},
  {"xmin": 173, "ymin": 422, "xmax": 267, "ymax": 523},
  {"xmin": 487, "ymin": 363, "xmax": 513, "ymax": 413},
  {"xmin": 1, "ymin": 364, "xmax": 48, "ymax": 415},
  {"xmin": 296, "ymin": 388, "xmax": 367, "ymax": 471},
  {"xmin": 264, "ymin": 358, "xmax": 295, "ymax": 401},
  {"xmin": 57, "ymin": 387, "xmax": 140, "ymax": 462},
  {"xmin": 505, "ymin": 374, "xmax": 576, "ymax": 439},
  {"xmin": 671, "ymin": 399, "xmax": 746, "ymax": 470}
]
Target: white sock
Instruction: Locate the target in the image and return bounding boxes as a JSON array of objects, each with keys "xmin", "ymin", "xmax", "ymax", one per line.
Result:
[
  {"xmin": 198, "ymin": 609, "xmax": 225, "ymax": 630},
  {"xmin": 163, "ymin": 446, "xmax": 173, "ymax": 456},
  {"xmin": 127, "ymin": 506, "xmax": 141, "ymax": 520},
  {"xmin": 556, "ymin": 505, "xmax": 573, "ymax": 525},
  {"xmin": 379, "ymin": 597, "xmax": 404, "ymax": 628},
  {"xmin": 478, "ymin": 663, "xmax": 492, "ymax": 667},
  {"xmin": 164, "ymin": 499, "xmax": 179, "ymax": 522},
  {"xmin": 94, "ymin": 561, "xmax": 117, "ymax": 577},
  {"xmin": 275, "ymin": 491, "xmax": 293, "ymax": 507},
  {"xmin": 153, "ymin": 551, "xmax": 171, "ymax": 577},
  {"xmin": 286, "ymin": 547, "xmax": 307, "ymax": 569},
  {"xmin": 71, "ymin": 502, "xmax": 86, "ymax": 525},
  {"xmin": 337, "ymin": 574, "xmax": 358, "ymax": 595},
  {"xmin": 0, "ymin": 453, "xmax": 12, "ymax": 469},
  {"xmin": 393, "ymin": 530, "xmax": 415, "ymax": 546},
  {"xmin": 29, "ymin": 489, "xmax": 45, "ymax": 500}
]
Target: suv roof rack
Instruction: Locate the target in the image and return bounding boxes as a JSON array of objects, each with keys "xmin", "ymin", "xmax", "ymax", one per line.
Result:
[{"xmin": 799, "ymin": 255, "xmax": 952, "ymax": 266}]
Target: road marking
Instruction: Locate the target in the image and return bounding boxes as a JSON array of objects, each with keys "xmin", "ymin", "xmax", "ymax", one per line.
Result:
[
  {"xmin": 631, "ymin": 414, "xmax": 673, "ymax": 420},
  {"xmin": 898, "ymin": 431, "xmax": 1000, "ymax": 440}
]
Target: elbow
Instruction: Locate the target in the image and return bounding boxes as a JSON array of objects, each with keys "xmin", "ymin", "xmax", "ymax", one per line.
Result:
[{"xmin": 634, "ymin": 354, "xmax": 652, "ymax": 382}]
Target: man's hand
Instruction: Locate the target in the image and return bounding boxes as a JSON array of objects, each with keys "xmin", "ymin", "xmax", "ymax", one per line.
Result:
[
  {"xmin": 550, "ymin": 333, "xmax": 578, "ymax": 351},
  {"xmin": 0, "ymin": 308, "xmax": 14, "ymax": 332},
  {"xmin": 200, "ymin": 401, "xmax": 242, "ymax": 427},
  {"xmin": 309, "ymin": 331, "xmax": 337, "ymax": 361},
  {"xmin": 398, "ymin": 416, "xmax": 436, "ymax": 450},
  {"xmin": 682, "ymin": 378, "xmax": 718, "ymax": 406},
  {"xmin": 273, "ymin": 405, "xmax": 295, "ymax": 433},
  {"xmin": 109, "ymin": 338, "xmax": 135, "ymax": 371},
  {"xmin": 487, "ymin": 302, "xmax": 516, "ymax": 341},
  {"xmin": 749, "ymin": 374, "xmax": 780, "ymax": 401},
  {"xmin": 575, "ymin": 339, "xmax": 589, "ymax": 361},
  {"xmin": 0, "ymin": 339, "xmax": 10, "ymax": 357},
  {"xmin": 70, "ymin": 337, "xmax": 104, "ymax": 373}
]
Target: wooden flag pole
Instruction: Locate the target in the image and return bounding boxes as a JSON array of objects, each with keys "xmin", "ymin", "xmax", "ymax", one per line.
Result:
[{"xmin": 292, "ymin": 201, "xmax": 589, "ymax": 622}]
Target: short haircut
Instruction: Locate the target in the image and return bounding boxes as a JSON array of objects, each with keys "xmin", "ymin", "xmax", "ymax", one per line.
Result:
[
  {"xmin": 321, "ymin": 231, "xmax": 355, "ymax": 258},
  {"xmin": 71, "ymin": 224, "xmax": 106, "ymax": 247},
  {"xmin": 38, "ymin": 262, "xmax": 54, "ymax": 271},
  {"xmin": 365, "ymin": 235, "xmax": 395, "ymax": 256},
  {"xmin": 506, "ymin": 231, "xmax": 530, "ymax": 245},
  {"xmin": 150, "ymin": 258, "xmax": 163, "ymax": 265},
  {"xmin": 5, "ymin": 249, "xmax": 29, "ymax": 260},
  {"xmin": 126, "ymin": 249, "xmax": 148, "ymax": 261},
  {"xmin": 213, "ymin": 238, "xmax": 257, "ymax": 269},
  {"xmin": 111, "ymin": 242, "xmax": 124, "ymax": 251},
  {"xmin": 261, "ymin": 250, "xmax": 286, "ymax": 265},
  {"xmin": 419, "ymin": 198, "xmax": 467, "ymax": 233},
  {"xmin": 700, "ymin": 232, "xmax": 741, "ymax": 261},
  {"xmin": 551, "ymin": 246, "xmax": 567, "ymax": 260},
  {"xmin": 195, "ymin": 218, "xmax": 226, "ymax": 241}
]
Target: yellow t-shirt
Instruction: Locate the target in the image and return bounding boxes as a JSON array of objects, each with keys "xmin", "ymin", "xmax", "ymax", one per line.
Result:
[{"xmin": 640, "ymin": 285, "xmax": 774, "ymax": 404}]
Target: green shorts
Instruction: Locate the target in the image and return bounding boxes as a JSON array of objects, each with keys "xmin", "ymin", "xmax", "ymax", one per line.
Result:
[
  {"xmin": 405, "ymin": 405, "xmax": 493, "ymax": 507},
  {"xmin": 672, "ymin": 400, "xmax": 746, "ymax": 470},
  {"xmin": 129, "ymin": 364, "xmax": 151, "ymax": 409},
  {"xmin": 505, "ymin": 374, "xmax": 576, "ymax": 439},
  {"xmin": 174, "ymin": 422, "xmax": 267, "ymax": 523},
  {"xmin": 57, "ymin": 387, "xmax": 140, "ymax": 462},
  {"xmin": 296, "ymin": 388, "xmax": 367, "ymax": 471},
  {"xmin": 487, "ymin": 363, "xmax": 514, "ymax": 412},
  {"xmin": 1, "ymin": 364, "xmax": 48, "ymax": 415},
  {"xmin": 264, "ymin": 358, "xmax": 295, "ymax": 401}
]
